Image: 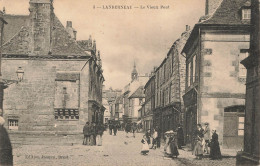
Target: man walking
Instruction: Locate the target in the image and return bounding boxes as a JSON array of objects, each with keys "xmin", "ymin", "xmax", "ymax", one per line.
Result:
[
  {"xmin": 96, "ymin": 123, "xmax": 104, "ymax": 146},
  {"xmin": 90, "ymin": 122, "xmax": 97, "ymax": 146},
  {"xmin": 131, "ymin": 123, "xmax": 137, "ymax": 138},
  {"xmin": 83, "ymin": 122, "xmax": 90, "ymax": 145}
]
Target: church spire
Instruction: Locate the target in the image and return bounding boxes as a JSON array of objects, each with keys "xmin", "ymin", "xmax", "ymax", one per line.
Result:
[{"xmin": 131, "ymin": 61, "xmax": 138, "ymax": 82}]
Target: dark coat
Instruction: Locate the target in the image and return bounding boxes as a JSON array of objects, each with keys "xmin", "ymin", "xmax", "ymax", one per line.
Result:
[
  {"xmin": 177, "ymin": 127, "xmax": 184, "ymax": 146},
  {"xmin": 96, "ymin": 124, "xmax": 104, "ymax": 135},
  {"xmin": 0, "ymin": 125, "xmax": 13, "ymax": 166},
  {"xmin": 83, "ymin": 124, "xmax": 91, "ymax": 136},
  {"xmin": 125, "ymin": 124, "xmax": 131, "ymax": 132},
  {"xmin": 210, "ymin": 132, "xmax": 222, "ymax": 159},
  {"xmin": 90, "ymin": 124, "xmax": 97, "ymax": 136}
]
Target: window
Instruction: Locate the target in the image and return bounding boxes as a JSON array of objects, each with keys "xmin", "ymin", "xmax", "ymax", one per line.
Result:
[
  {"xmin": 187, "ymin": 63, "xmax": 190, "ymax": 87},
  {"xmin": 242, "ymin": 9, "xmax": 251, "ymax": 20},
  {"xmin": 239, "ymin": 49, "xmax": 249, "ymax": 78},
  {"xmin": 8, "ymin": 119, "xmax": 18, "ymax": 130},
  {"xmin": 189, "ymin": 61, "xmax": 193, "ymax": 85},
  {"xmin": 238, "ymin": 117, "xmax": 244, "ymax": 136},
  {"xmin": 55, "ymin": 109, "xmax": 79, "ymax": 120},
  {"xmin": 193, "ymin": 55, "xmax": 196, "ymax": 83},
  {"xmin": 139, "ymin": 98, "xmax": 143, "ymax": 105}
]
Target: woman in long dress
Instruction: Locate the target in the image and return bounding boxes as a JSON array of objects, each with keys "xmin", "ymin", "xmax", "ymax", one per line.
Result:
[
  {"xmin": 169, "ymin": 133, "xmax": 179, "ymax": 158},
  {"xmin": 141, "ymin": 135, "xmax": 149, "ymax": 155},
  {"xmin": 209, "ymin": 130, "xmax": 222, "ymax": 160},
  {"xmin": 193, "ymin": 124, "xmax": 204, "ymax": 159}
]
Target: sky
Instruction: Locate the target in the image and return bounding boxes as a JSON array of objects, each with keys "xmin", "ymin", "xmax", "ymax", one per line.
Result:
[{"xmin": 0, "ymin": 0, "xmax": 205, "ymax": 90}]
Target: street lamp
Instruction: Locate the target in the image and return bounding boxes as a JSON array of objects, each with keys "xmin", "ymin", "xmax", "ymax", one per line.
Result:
[{"xmin": 16, "ymin": 67, "xmax": 24, "ymax": 82}]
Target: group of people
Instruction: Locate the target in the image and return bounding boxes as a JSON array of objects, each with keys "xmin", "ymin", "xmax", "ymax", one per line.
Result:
[
  {"xmin": 193, "ymin": 123, "xmax": 222, "ymax": 160},
  {"xmin": 83, "ymin": 122, "xmax": 105, "ymax": 146},
  {"xmin": 108, "ymin": 122, "xmax": 120, "ymax": 136},
  {"xmin": 140, "ymin": 128, "xmax": 161, "ymax": 155},
  {"xmin": 125, "ymin": 122, "xmax": 138, "ymax": 138}
]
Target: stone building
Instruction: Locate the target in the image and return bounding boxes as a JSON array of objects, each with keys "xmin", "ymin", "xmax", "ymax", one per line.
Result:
[
  {"xmin": 182, "ymin": 0, "xmax": 250, "ymax": 149},
  {"xmin": 142, "ymin": 73, "xmax": 155, "ymax": 132},
  {"xmin": 0, "ymin": 10, "xmax": 7, "ymax": 117},
  {"xmin": 122, "ymin": 63, "xmax": 149, "ymax": 123},
  {"xmin": 153, "ymin": 26, "xmax": 190, "ymax": 135},
  {"xmin": 1, "ymin": 0, "xmax": 104, "ymax": 135},
  {"xmin": 102, "ymin": 87, "xmax": 122, "ymax": 121},
  {"xmin": 237, "ymin": 0, "xmax": 260, "ymax": 164},
  {"xmin": 114, "ymin": 94, "xmax": 124, "ymax": 123}
]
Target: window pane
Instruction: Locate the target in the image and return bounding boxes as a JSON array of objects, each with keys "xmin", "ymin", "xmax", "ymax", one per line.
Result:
[
  {"xmin": 238, "ymin": 123, "xmax": 244, "ymax": 129},
  {"xmin": 238, "ymin": 130, "xmax": 244, "ymax": 136},
  {"xmin": 239, "ymin": 117, "xmax": 244, "ymax": 123}
]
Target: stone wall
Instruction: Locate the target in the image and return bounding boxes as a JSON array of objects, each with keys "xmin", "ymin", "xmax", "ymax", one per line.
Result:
[{"xmin": 2, "ymin": 58, "xmax": 90, "ymax": 133}]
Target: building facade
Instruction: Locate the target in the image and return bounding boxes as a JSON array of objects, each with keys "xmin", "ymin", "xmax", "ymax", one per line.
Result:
[
  {"xmin": 1, "ymin": 0, "xmax": 104, "ymax": 134},
  {"xmin": 237, "ymin": 0, "xmax": 260, "ymax": 164},
  {"xmin": 122, "ymin": 63, "xmax": 148, "ymax": 123},
  {"xmin": 142, "ymin": 74, "xmax": 155, "ymax": 132},
  {"xmin": 182, "ymin": 0, "xmax": 250, "ymax": 149},
  {"xmin": 102, "ymin": 87, "xmax": 122, "ymax": 121},
  {"xmin": 153, "ymin": 26, "xmax": 190, "ymax": 136}
]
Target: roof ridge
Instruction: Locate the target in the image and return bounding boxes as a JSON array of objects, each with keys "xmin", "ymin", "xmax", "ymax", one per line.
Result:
[
  {"xmin": 4, "ymin": 14, "xmax": 29, "ymax": 17},
  {"xmin": 2, "ymin": 26, "xmax": 29, "ymax": 47}
]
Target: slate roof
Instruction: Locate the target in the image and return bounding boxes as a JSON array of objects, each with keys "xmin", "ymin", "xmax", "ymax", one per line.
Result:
[
  {"xmin": 51, "ymin": 15, "xmax": 88, "ymax": 56},
  {"xmin": 182, "ymin": 0, "xmax": 251, "ymax": 54},
  {"xmin": 2, "ymin": 14, "xmax": 90, "ymax": 57},
  {"xmin": 3, "ymin": 14, "xmax": 29, "ymax": 43},
  {"xmin": 129, "ymin": 86, "xmax": 145, "ymax": 98},
  {"xmin": 200, "ymin": 0, "xmax": 251, "ymax": 25},
  {"xmin": 77, "ymin": 40, "xmax": 91, "ymax": 51}
]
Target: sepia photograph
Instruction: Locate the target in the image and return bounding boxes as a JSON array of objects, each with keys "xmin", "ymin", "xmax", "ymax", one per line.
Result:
[{"xmin": 0, "ymin": 0, "xmax": 259, "ymax": 165}]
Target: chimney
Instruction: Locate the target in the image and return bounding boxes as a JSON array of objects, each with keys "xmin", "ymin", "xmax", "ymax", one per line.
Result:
[
  {"xmin": 66, "ymin": 21, "xmax": 72, "ymax": 28},
  {"xmin": 205, "ymin": 0, "xmax": 223, "ymax": 15},
  {"xmin": 66, "ymin": 21, "xmax": 77, "ymax": 40},
  {"xmin": 29, "ymin": 0, "xmax": 53, "ymax": 55},
  {"xmin": 186, "ymin": 25, "xmax": 190, "ymax": 31}
]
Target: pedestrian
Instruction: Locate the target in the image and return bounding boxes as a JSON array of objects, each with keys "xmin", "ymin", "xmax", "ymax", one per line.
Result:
[
  {"xmin": 156, "ymin": 127, "xmax": 161, "ymax": 148},
  {"xmin": 193, "ymin": 124, "xmax": 204, "ymax": 160},
  {"xmin": 145, "ymin": 129, "xmax": 151, "ymax": 145},
  {"xmin": 83, "ymin": 122, "xmax": 91, "ymax": 145},
  {"xmin": 209, "ymin": 130, "xmax": 222, "ymax": 160},
  {"xmin": 151, "ymin": 128, "xmax": 158, "ymax": 149},
  {"xmin": 177, "ymin": 124, "xmax": 184, "ymax": 149},
  {"xmin": 125, "ymin": 122, "xmax": 131, "ymax": 137},
  {"xmin": 96, "ymin": 123, "xmax": 104, "ymax": 146},
  {"xmin": 203, "ymin": 122, "xmax": 210, "ymax": 154},
  {"xmin": 141, "ymin": 135, "xmax": 149, "ymax": 155},
  {"xmin": 109, "ymin": 122, "xmax": 113, "ymax": 135},
  {"xmin": 113, "ymin": 123, "xmax": 118, "ymax": 136},
  {"xmin": 90, "ymin": 122, "xmax": 97, "ymax": 146},
  {"xmin": 131, "ymin": 123, "xmax": 137, "ymax": 138},
  {"xmin": 166, "ymin": 132, "xmax": 179, "ymax": 158},
  {"xmin": 0, "ymin": 116, "xmax": 13, "ymax": 166}
]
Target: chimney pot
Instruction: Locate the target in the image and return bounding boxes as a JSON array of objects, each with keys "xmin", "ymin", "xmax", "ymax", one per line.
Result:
[{"xmin": 66, "ymin": 21, "xmax": 72, "ymax": 28}]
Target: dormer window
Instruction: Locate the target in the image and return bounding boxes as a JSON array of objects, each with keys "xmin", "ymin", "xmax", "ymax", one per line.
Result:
[{"xmin": 242, "ymin": 9, "xmax": 251, "ymax": 20}]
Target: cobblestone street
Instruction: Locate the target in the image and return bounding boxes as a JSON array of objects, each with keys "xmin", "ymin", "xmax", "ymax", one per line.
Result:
[{"xmin": 12, "ymin": 131, "xmax": 236, "ymax": 166}]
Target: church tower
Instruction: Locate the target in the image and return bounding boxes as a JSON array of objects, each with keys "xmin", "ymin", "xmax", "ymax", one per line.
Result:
[{"xmin": 131, "ymin": 61, "xmax": 138, "ymax": 82}]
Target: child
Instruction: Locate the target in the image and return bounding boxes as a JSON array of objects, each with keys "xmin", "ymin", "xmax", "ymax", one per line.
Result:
[{"xmin": 141, "ymin": 135, "xmax": 149, "ymax": 155}]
